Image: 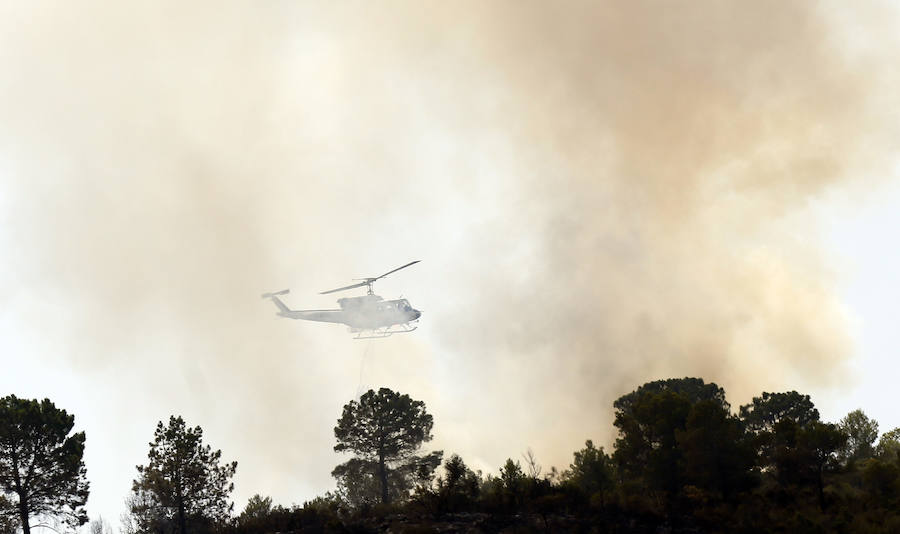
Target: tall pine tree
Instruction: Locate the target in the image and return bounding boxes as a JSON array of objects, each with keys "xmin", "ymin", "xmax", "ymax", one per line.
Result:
[
  {"xmin": 130, "ymin": 416, "xmax": 236, "ymax": 534},
  {"xmin": 0, "ymin": 395, "xmax": 89, "ymax": 534},
  {"xmin": 334, "ymin": 388, "xmax": 441, "ymax": 505}
]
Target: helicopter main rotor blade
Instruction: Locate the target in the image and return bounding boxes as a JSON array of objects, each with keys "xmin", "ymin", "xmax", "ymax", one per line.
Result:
[
  {"xmin": 320, "ymin": 281, "xmax": 369, "ymax": 295},
  {"xmin": 375, "ymin": 260, "xmax": 420, "ymax": 280},
  {"xmin": 319, "ymin": 261, "xmax": 420, "ymax": 295}
]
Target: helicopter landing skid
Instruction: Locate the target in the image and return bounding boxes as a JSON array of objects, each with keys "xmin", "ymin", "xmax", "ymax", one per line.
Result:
[{"xmin": 352, "ymin": 324, "xmax": 418, "ymax": 340}]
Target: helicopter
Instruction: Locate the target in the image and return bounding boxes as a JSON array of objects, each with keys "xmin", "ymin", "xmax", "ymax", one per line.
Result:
[{"xmin": 262, "ymin": 261, "xmax": 422, "ymax": 339}]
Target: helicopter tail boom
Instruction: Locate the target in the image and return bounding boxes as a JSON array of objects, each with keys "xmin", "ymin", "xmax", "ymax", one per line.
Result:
[
  {"xmin": 261, "ymin": 289, "xmax": 292, "ymax": 315},
  {"xmin": 262, "ymin": 289, "xmax": 346, "ymax": 321}
]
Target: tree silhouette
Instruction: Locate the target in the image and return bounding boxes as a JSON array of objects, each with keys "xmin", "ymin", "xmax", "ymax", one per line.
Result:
[
  {"xmin": 876, "ymin": 427, "xmax": 900, "ymax": 459},
  {"xmin": 838, "ymin": 409, "xmax": 879, "ymax": 464},
  {"xmin": 331, "ymin": 458, "xmax": 386, "ymax": 507},
  {"xmin": 613, "ymin": 378, "xmax": 733, "ymax": 505},
  {"xmin": 0, "ymin": 497, "xmax": 16, "ymax": 534},
  {"xmin": 499, "ymin": 459, "xmax": 524, "ymax": 493},
  {"xmin": 238, "ymin": 495, "xmax": 273, "ymax": 521},
  {"xmin": 565, "ymin": 440, "xmax": 614, "ymax": 506},
  {"xmin": 676, "ymin": 399, "xmax": 757, "ymax": 500},
  {"xmin": 432, "ymin": 454, "xmax": 480, "ymax": 512},
  {"xmin": 130, "ymin": 416, "xmax": 237, "ymax": 534},
  {"xmin": 0, "ymin": 395, "xmax": 89, "ymax": 534},
  {"xmin": 233, "ymin": 494, "xmax": 279, "ymax": 533},
  {"xmin": 333, "ymin": 388, "xmax": 441, "ymax": 505},
  {"xmin": 181, "ymin": 376, "xmax": 900, "ymax": 532},
  {"xmin": 739, "ymin": 391, "xmax": 821, "ymax": 475},
  {"xmin": 861, "ymin": 456, "xmax": 900, "ymax": 507},
  {"xmin": 797, "ymin": 421, "xmax": 846, "ymax": 510},
  {"xmin": 739, "ymin": 391, "xmax": 820, "ymax": 434}
]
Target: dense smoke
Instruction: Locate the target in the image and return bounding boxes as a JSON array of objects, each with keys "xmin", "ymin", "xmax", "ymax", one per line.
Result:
[{"xmin": 0, "ymin": 0, "xmax": 897, "ymax": 521}]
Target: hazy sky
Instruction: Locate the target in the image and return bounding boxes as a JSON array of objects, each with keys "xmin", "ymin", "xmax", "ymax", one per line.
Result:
[{"xmin": 2, "ymin": 0, "xmax": 899, "ymax": 528}]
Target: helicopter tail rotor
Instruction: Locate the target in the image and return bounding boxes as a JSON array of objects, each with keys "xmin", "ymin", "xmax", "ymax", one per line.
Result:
[{"xmin": 261, "ymin": 289, "xmax": 293, "ymax": 316}]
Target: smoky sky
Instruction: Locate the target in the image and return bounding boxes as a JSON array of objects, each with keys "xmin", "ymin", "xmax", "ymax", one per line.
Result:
[{"xmin": 1, "ymin": 0, "xmax": 898, "ymax": 523}]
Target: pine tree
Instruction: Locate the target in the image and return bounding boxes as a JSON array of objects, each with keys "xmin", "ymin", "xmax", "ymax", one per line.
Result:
[
  {"xmin": 0, "ymin": 396, "xmax": 89, "ymax": 534},
  {"xmin": 130, "ymin": 416, "xmax": 236, "ymax": 534}
]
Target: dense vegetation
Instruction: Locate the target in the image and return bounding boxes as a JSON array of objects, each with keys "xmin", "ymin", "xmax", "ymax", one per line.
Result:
[
  {"xmin": 0, "ymin": 396, "xmax": 89, "ymax": 534},
  {"xmin": 4, "ymin": 378, "xmax": 900, "ymax": 533}
]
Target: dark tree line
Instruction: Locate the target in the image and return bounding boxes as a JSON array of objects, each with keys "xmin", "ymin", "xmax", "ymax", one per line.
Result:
[
  {"xmin": 5, "ymin": 380, "xmax": 900, "ymax": 533},
  {"xmin": 221, "ymin": 382, "xmax": 900, "ymax": 533},
  {"xmin": 301, "ymin": 382, "xmax": 899, "ymax": 532}
]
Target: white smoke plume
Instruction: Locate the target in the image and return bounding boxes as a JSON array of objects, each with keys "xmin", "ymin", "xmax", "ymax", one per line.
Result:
[{"xmin": 0, "ymin": 0, "xmax": 898, "ymax": 522}]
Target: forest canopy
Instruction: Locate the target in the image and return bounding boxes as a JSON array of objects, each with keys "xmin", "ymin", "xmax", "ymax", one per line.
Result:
[{"xmin": 8, "ymin": 378, "xmax": 900, "ymax": 534}]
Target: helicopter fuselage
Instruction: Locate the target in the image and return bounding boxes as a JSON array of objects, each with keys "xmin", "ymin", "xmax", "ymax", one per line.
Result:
[
  {"xmin": 270, "ymin": 293, "xmax": 421, "ymax": 330},
  {"xmin": 334, "ymin": 295, "xmax": 421, "ymax": 329}
]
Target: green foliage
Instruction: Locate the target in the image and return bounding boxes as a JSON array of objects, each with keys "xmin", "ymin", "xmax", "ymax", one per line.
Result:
[
  {"xmin": 739, "ymin": 391, "xmax": 820, "ymax": 435},
  {"xmin": 616, "ymin": 377, "xmax": 730, "ymax": 410},
  {"xmin": 876, "ymin": 428, "xmax": 900, "ymax": 460},
  {"xmin": 564, "ymin": 440, "xmax": 614, "ymax": 504},
  {"xmin": 332, "ymin": 451, "xmax": 443, "ymax": 509},
  {"xmin": 676, "ymin": 400, "xmax": 758, "ymax": 500},
  {"xmin": 799, "ymin": 422, "xmax": 845, "ymax": 480},
  {"xmin": 129, "ymin": 415, "xmax": 237, "ymax": 534},
  {"xmin": 116, "ymin": 377, "xmax": 900, "ymax": 533},
  {"xmin": 499, "ymin": 459, "xmax": 525, "ymax": 494},
  {"xmin": 228, "ymin": 496, "xmax": 347, "ymax": 534},
  {"xmin": 412, "ymin": 454, "xmax": 482, "ymax": 516},
  {"xmin": 331, "ymin": 458, "xmax": 392, "ymax": 507},
  {"xmin": 333, "ymin": 388, "xmax": 441, "ymax": 505},
  {"xmin": 334, "ymin": 388, "xmax": 434, "ymax": 461},
  {"xmin": 0, "ymin": 497, "xmax": 17, "ymax": 534},
  {"xmin": 613, "ymin": 377, "xmax": 740, "ymax": 507},
  {"xmin": 770, "ymin": 420, "xmax": 846, "ymax": 510},
  {"xmin": 861, "ymin": 457, "xmax": 900, "ymax": 506},
  {"xmin": 436, "ymin": 454, "xmax": 480, "ymax": 504},
  {"xmin": 739, "ymin": 391, "xmax": 822, "ymax": 478},
  {"xmin": 486, "ymin": 456, "xmax": 553, "ymax": 513},
  {"xmin": 838, "ymin": 409, "xmax": 879, "ymax": 464},
  {"xmin": 0, "ymin": 395, "xmax": 89, "ymax": 534},
  {"xmin": 238, "ymin": 495, "xmax": 272, "ymax": 522}
]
